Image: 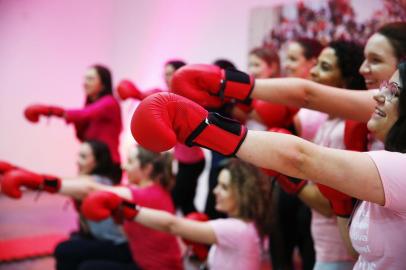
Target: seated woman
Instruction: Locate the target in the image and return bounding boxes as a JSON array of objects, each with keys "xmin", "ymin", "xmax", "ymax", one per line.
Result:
[
  {"xmin": 0, "ymin": 140, "xmax": 131, "ymax": 270},
  {"xmin": 1, "ymin": 144, "xmax": 184, "ymax": 270},
  {"xmin": 82, "ymin": 158, "xmax": 273, "ymax": 270}
]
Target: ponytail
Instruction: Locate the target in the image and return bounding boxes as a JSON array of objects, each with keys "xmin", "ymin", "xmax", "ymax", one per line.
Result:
[{"xmin": 137, "ymin": 146, "xmax": 174, "ymax": 190}]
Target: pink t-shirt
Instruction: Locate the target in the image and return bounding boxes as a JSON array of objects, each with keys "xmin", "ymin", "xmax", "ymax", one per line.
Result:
[
  {"xmin": 297, "ymin": 109, "xmax": 328, "ymax": 141},
  {"xmin": 123, "ymin": 184, "xmax": 183, "ymax": 270},
  {"xmin": 173, "ymin": 143, "xmax": 205, "ymax": 164},
  {"xmin": 302, "ymin": 115, "xmax": 354, "ymax": 262},
  {"xmin": 65, "ymin": 96, "xmax": 122, "ymax": 163},
  {"xmin": 208, "ymin": 218, "xmax": 261, "ymax": 270},
  {"xmin": 350, "ymin": 151, "xmax": 406, "ymax": 269}
]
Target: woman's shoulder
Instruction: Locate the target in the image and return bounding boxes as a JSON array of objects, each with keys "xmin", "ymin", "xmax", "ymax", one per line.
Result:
[
  {"xmin": 367, "ymin": 150, "xmax": 406, "ymax": 166},
  {"xmin": 209, "ymin": 218, "xmax": 256, "ymax": 233},
  {"xmin": 97, "ymin": 95, "xmax": 120, "ymax": 106}
]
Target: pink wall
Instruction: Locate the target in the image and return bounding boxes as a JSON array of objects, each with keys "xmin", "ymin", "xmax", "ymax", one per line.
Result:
[{"xmin": 0, "ymin": 0, "xmax": 298, "ymax": 175}]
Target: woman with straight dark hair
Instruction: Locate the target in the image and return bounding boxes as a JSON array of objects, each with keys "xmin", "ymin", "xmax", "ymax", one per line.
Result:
[
  {"xmin": 1, "ymin": 140, "xmax": 130, "ymax": 270},
  {"xmin": 24, "ymin": 64, "xmax": 123, "ymax": 182}
]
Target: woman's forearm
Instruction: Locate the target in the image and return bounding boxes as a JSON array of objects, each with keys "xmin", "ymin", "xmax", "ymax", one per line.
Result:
[
  {"xmin": 252, "ymin": 78, "xmax": 375, "ymax": 122},
  {"xmin": 236, "ymin": 131, "xmax": 384, "ymax": 204},
  {"xmin": 135, "ymin": 208, "xmax": 217, "ymax": 245},
  {"xmin": 59, "ymin": 177, "xmax": 96, "ymax": 200},
  {"xmin": 60, "ymin": 177, "xmax": 132, "ymax": 200}
]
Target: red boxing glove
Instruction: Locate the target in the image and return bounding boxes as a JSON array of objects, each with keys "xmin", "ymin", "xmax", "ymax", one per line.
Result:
[
  {"xmin": 0, "ymin": 161, "xmax": 18, "ymax": 175},
  {"xmin": 183, "ymin": 212, "xmax": 209, "ymax": 261},
  {"xmin": 24, "ymin": 104, "xmax": 65, "ymax": 123},
  {"xmin": 131, "ymin": 92, "xmax": 247, "ymax": 156},
  {"xmin": 253, "ymin": 101, "xmax": 299, "ymax": 129},
  {"xmin": 1, "ymin": 170, "xmax": 61, "ymax": 199},
  {"xmin": 274, "ymin": 174, "xmax": 307, "ymax": 195},
  {"xmin": 116, "ymin": 80, "xmax": 143, "ymax": 101},
  {"xmin": 81, "ymin": 191, "xmax": 139, "ymax": 223},
  {"xmin": 171, "ymin": 64, "xmax": 254, "ymax": 108},
  {"xmin": 142, "ymin": 88, "xmax": 163, "ymax": 99},
  {"xmin": 344, "ymin": 120, "xmax": 369, "ymax": 151},
  {"xmin": 316, "ymin": 183, "xmax": 356, "ymax": 217},
  {"xmin": 262, "ymin": 167, "xmax": 307, "ymax": 195}
]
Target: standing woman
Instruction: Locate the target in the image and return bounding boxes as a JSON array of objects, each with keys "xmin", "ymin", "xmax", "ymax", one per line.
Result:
[
  {"xmin": 268, "ymin": 37, "xmax": 323, "ymax": 270},
  {"xmin": 293, "ymin": 40, "xmax": 367, "ymax": 270},
  {"xmin": 82, "ymin": 158, "xmax": 273, "ymax": 270},
  {"xmin": 135, "ymin": 23, "xmax": 406, "ymax": 269},
  {"xmin": 24, "ymin": 65, "xmax": 123, "ymax": 181},
  {"xmin": 132, "ymin": 59, "xmax": 406, "ymax": 269},
  {"xmin": 165, "ymin": 60, "xmax": 206, "ymax": 216}
]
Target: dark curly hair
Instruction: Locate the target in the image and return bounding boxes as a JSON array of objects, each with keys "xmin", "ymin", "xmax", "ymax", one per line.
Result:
[
  {"xmin": 295, "ymin": 37, "xmax": 324, "ymax": 60},
  {"xmin": 328, "ymin": 41, "xmax": 366, "ymax": 90}
]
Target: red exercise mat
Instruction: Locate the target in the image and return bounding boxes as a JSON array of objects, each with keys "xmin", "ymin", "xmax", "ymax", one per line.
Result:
[{"xmin": 0, "ymin": 234, "xmax": 68, "ymax": 262}]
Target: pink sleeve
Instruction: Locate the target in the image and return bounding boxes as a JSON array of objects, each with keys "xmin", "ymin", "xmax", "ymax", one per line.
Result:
[
  {"xmin": 209, "ymin": 218, "xmax": 248, "ymax": 247},
  {"xmin": 367, "ymin": 151, "xmax": 406, "ymax": 212},
  {"xmin": 297, "ymin": 109, "xmax": 328, "ymax": 141},
  {"xmin": 65, "ymin": 96, "xmax": 117, "ymax": 123}
]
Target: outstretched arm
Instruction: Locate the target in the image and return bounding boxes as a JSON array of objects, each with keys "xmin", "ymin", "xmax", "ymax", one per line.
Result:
[
  {"xmin": 134, "ymin": 208, "xmax": 217, "ymax": 245},
  {"xmin": 253, "ymin": 78, "xmax": 376, "ymax": 122},
  {"xmin": 82, "ymin": 191, "xmax": 217, "ymax": 245},
  {"xmin": 59, "ymin": 177, "xmax": 131, "ymax": 200},
  {"xmin": 237, "ymin": 131, "xmax": 384, "ymax": 205}
]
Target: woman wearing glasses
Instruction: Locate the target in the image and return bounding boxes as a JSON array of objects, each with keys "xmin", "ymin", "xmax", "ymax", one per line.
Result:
[
  {"xmin": 133, "ymin": 62, "xmax": 405, "ymax": 269},
  {"xmin": 132, "ymin": 21, "xmax": 406, "ymax": 269}
]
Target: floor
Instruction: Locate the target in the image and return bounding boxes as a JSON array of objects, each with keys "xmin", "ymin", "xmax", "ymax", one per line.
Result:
[{"xmin": 0, "ymin": 191, "xmax": 78, "ymax": 270}]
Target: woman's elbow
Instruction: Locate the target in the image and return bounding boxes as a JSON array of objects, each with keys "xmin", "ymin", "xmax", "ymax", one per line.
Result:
[{"xmin": 166, "ymin": 216, "xmax": 183, "ymax": 235}]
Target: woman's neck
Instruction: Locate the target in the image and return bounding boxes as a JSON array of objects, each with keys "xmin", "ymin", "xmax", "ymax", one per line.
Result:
[{"xmin": 138, "ymin": 178, "xmax": 154, "ymax": 188}]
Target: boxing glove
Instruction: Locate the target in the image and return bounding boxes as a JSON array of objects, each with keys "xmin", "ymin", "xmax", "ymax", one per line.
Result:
[
  {"xmin": 262, "ymin": 168, "xmax": 307, "ymax": 194},
  {"xmin": 116, "ymin": 80, "xmax": 144, "ymax": 100},
  {"xmin": 0, "ymin": 161, "xmax": 18, "ymax": 175},
  {"xmin": 183, "ymin": 212, "xmax": 209, "ymax": 261},
  {"xmin": 316, "ymin": 183, "xmax": 356, "ymax": 217},
  {"xmin": 81, "ymin": 191, "xmax": 139, "ymax": 223},
  {"xmin": 131, "ymin": 92, "xmax": 247, "ymax": 156},
  {"xmin": 344, "ymin": 120, "xmax": 369, "ymax": 151},
  {"xmin": 171, "ymin": 64, "xmax": 254, "ymax": 108},
  {"xmin": 142, "ymin": 88, "xmax": 163, "ymax": 99},
  {"xmin": 1, "ymin": 170, "xmax": 61, "ymax": 199},
  {"xmin": 253, "ymin": 101, "xmax": 299, "ymax": 129},
  {"xmin": 24, "ymin": 104, "xmax": 65, "ymax": 123}
]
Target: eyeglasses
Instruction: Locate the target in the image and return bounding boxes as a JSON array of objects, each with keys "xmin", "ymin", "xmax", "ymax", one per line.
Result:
[{"xmin": 378, "ymin": 80, "xmax": 401, "ymax": 103}]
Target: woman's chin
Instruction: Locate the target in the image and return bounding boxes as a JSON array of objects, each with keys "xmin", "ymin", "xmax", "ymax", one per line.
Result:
[{"xmin": 214, "ymin": 204, "xmax": 225, "ymax": 213}]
